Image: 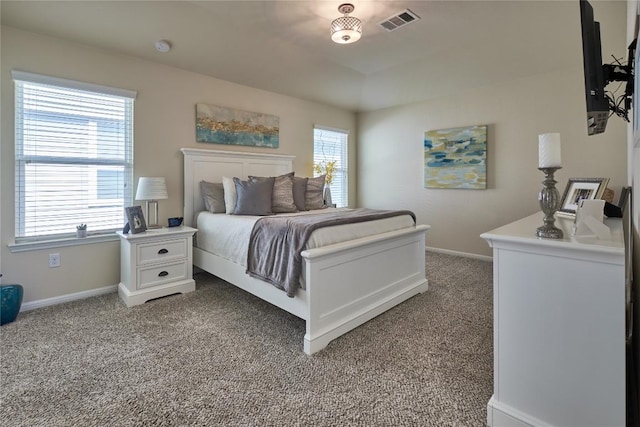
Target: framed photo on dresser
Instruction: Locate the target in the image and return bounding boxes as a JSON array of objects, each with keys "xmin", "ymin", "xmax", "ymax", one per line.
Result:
[{"xmin": 558, "ymin": 177, "xmax": 609, "ymax": 216}]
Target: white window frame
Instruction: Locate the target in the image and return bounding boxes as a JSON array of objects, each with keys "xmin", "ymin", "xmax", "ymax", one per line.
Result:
[
  {"xmin": 313, "ymin": 125, "xmax": 349, "ymax": 208},
  {"xmin": 10, "ymin": 71, "xmax": 136, "ymax": 251}
]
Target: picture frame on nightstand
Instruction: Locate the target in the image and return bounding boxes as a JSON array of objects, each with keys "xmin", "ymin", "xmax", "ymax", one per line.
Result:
[{"xmin": 125, "ymin": 206, "xmax": 147, "ymax": 234}]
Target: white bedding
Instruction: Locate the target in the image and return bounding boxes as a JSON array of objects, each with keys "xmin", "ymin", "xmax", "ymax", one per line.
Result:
[{"xmin": 195, "ymin": 207, "xmax": 416, "ymax": 267}]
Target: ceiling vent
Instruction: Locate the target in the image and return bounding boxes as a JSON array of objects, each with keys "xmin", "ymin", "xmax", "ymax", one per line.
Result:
[{"xmin": 378, "ymin": 9, "xmax": 420, "ymax": 32}]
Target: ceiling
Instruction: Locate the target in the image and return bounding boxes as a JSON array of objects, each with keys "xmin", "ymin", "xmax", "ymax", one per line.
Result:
[{"xmin": 1, "ymin": 0, "xmax": 586, "ymax": 112}]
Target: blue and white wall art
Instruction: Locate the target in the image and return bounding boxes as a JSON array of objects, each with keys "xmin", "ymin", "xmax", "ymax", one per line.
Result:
[{"xmin": 424, "ymin": 125, "xmax": 487, "ymax": 189}]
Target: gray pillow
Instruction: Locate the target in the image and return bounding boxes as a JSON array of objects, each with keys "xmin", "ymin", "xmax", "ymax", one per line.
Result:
[
  {"xmin": 199, "ymin": 181, "xmax": 226, "ymax": 213},
  {"xmin": 233, "ymin": 177, "xmax": 275, "ymax": 216},
  {"xmin": 305, "ymin": 175, "xmax": 326, "ymax": 210},
  {"xmin": 292, "ymin": 177, "xmax": 308, "ymax": 211},
  {"xmin": 250, "ymin": 172, "xmax": 297, "ymax": 213}
]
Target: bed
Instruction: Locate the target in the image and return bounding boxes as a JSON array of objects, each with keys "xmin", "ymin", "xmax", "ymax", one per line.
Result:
[{"xmin": 181, "ymin": 148, "xmax": 430, "ymax": 354}]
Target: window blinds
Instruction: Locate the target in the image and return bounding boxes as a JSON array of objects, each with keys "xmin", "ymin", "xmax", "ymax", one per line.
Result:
[
  {"xmin": 313, "ymin": 126, "xmax": 348, "ymax": 207},
  {"xmin": 13, "ymin": 71, "xmax": 136, "ymax": 240}
]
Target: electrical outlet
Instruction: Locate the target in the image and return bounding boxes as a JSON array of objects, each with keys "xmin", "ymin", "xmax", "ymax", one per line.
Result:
[{"xmin": 48, "ymin": 253, "xmax": 61, "ymax": 268}]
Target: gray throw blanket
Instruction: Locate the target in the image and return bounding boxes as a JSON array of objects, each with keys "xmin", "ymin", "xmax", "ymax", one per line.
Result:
[{"xmin": 246, "ymin": 208, "xmax": 416, "ymax": 297}]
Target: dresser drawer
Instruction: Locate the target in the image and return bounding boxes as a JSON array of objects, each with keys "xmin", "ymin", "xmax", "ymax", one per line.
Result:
[
  {"xmin": 137, "ymin": 261, "xmax": 188, "ymax": 290},
  {"xmin": 137, "ymin": 238, "xmax": 187, "ymax": 265}
]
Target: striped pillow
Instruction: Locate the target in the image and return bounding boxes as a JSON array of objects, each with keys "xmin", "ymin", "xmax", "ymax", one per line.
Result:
[
  {"xmin": 305, "ymin": 175, "xmax": 326, "ymax": 210},
  {"xmin": 249, "ymin": 172, "xmax": 297, "ymax": 213}
]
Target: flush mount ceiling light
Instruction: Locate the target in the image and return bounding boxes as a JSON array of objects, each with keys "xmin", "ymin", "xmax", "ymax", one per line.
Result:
[{"xmin": 331, "ymin": 3, "xmax": 362, "ymax": 44}]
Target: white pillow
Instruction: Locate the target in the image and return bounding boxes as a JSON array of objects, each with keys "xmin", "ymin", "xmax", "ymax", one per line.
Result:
[{"xmin": 222, "ymin": 176, "xmax": 237, "ymax": 214}]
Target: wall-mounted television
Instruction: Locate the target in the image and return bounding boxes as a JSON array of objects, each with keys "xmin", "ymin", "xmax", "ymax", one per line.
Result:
[
  {"xmin": 580, "ymin": 0, "xmax": 609, "ymax": 135},
  {"xmin": 579, "ymin": 0, "xmax": 635, "ymax": 136}
]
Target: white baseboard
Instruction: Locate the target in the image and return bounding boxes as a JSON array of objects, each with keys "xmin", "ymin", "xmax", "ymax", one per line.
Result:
[
  {"xmin": 20, "ymin": 284, "xmax": 117, "ymax": 312},
  {"xmin": 426, "ymin": 246, "xmax": 492, "ymax": 262},
  {"xmin": 487, "ymin": 396, "xmax": 554, "ymax": 427},
  {"xmin": 18, "ymin": 247, "xmax": 487, "ymax": 312}
]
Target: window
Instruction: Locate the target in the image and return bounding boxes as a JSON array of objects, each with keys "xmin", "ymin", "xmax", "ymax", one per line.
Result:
[
  {"xmin": 13, "ymin": 71, "xmax": 136, "ymax": 242},
  {"xmin": 314, "ymin": 126, "xmax": 348, "ymax": 207}
]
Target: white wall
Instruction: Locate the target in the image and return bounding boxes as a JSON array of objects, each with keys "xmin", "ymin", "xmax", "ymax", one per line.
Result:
[
  {"xmin": 0, "ymin": 26, "xmax": 356, "ymax": 303},
  {"xmin": 357, "ymin": 1, "xmax": 628, "ymax": 258}
]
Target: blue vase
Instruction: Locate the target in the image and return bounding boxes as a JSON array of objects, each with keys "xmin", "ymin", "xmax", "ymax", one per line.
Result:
[{"xmin": 1, "ymin": 284, "xmax": 23, "ymax": 325}]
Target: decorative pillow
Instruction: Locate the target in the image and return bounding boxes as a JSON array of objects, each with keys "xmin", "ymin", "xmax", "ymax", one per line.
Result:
[
  {"xmin": 305, "ymin": 175, "xmax": 326, "ymax": 210},
  {"xmin": 199, "ymin": 181, "xmax": 226, "ymax": 213},
  {"xmin": 222, "ymin": 176, "xmax": 237, "ymax": 215},
  {"xmin": 250, "ymin": 172, "xmax": 296, "ymax": 213},
  {"xmin": 233, "ymin": 177, "xmax": 275, "ymax": 216},
  {"xmin": 292, "ymin": 177, "xmax": 308, "ymax": 211}
]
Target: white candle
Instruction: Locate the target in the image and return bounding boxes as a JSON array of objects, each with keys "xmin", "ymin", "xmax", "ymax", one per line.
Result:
[{"xmin": 538, "ymin": 133, "xmax": 562, "ymax": 168}]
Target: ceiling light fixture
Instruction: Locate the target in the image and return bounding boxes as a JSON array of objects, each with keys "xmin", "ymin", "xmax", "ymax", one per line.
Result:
[{"xmin": 331, "ymin": 3, "xmax": 362, "ymax": 44}]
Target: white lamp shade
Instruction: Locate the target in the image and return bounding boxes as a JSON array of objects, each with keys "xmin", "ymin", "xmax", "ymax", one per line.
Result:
[{"xmin": 135, "ymin": 177, "xmax": 168, "ymax": 201}]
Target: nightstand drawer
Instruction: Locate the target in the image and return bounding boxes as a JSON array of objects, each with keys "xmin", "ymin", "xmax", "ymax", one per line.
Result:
[
  {"xmin": 137, "ymin": 239, "xmax": 187, "ymax": 265},
  {"xmin": 137, "ymin": 261, "xmax": 188, "ymax": 290}
]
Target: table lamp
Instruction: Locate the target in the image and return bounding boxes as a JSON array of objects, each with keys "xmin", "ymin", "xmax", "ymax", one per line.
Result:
[{"xmin": 135, "ymin": 177, "xmax": 168, "ymax": 229}]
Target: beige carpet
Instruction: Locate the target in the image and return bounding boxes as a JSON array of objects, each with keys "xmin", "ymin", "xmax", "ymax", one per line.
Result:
[{"xmin": 0, "ymin": 252, "xmax": 493, "ymax": 426}]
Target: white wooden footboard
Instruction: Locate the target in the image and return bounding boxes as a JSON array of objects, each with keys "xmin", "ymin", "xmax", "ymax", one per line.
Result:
[{"xmin": 302, "ymin": 225, "xmax": 429, "ymax": 354}]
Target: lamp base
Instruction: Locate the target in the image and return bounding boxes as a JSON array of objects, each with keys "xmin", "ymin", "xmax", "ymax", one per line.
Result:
[
  {"xmin": 536, "ymin": 224, "xmax": 563, "ymax": 239},
  {"xmin": 144, "ymin": 200, "xmax": 162, "ymax": 230}
]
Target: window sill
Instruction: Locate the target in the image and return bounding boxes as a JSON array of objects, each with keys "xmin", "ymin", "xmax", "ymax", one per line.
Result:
[{"xmin": 8, "ymin": 233, "xmax": 119, "ymax": 253}]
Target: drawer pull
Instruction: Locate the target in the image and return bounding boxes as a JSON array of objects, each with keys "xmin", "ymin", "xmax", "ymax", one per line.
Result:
[
  {"xmin": 158, "ymin": 271, "xmax": 169, "ymax": 277},
  {"xmin": 158, "ymin": 248, "xmax": 169, "ymax": 254}
]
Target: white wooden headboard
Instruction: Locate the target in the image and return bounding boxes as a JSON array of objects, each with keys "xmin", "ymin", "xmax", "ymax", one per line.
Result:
[{"xmin": 180, "ymin": 148, "xmax": 295, "ymax": 226}]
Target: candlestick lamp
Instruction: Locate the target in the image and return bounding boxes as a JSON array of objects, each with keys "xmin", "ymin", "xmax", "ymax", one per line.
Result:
[{"xmin": 536, "ymin": 134, "xmax": 563, "ymax": 239}]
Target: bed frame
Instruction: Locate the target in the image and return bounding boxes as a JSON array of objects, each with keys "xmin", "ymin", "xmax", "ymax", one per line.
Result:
[{"xmin": 181, "ymin": 148, "xmax": 430, "ymax": 354}]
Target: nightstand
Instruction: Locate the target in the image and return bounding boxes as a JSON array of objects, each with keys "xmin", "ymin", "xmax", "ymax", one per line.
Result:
[{"xmin": 117, "ymin": 226, "xmax": 197, "ymax": 307}]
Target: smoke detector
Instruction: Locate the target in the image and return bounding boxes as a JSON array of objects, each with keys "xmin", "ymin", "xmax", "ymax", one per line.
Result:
[{"xmin": 155, "ymin": 40, "xmax": 171, "ymax": 53}]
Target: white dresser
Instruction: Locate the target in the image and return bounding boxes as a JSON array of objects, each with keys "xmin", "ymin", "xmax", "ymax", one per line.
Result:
[
  {"xmin": 481, "ymin": 213, "xmax": 626, "ymax": 427},
  {"xmin": 117, "ymin": 226, "xmax": 197, "ymax": 307}
]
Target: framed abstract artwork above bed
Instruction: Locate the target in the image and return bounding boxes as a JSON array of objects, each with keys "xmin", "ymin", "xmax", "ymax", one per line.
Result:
[
  {"xmin": 423, "ymin": 125, "xmax": 487, "ymax": 189},
  {"xmin": 196, "ymin": 103, "xmax": 279, "ymax": 148}
]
